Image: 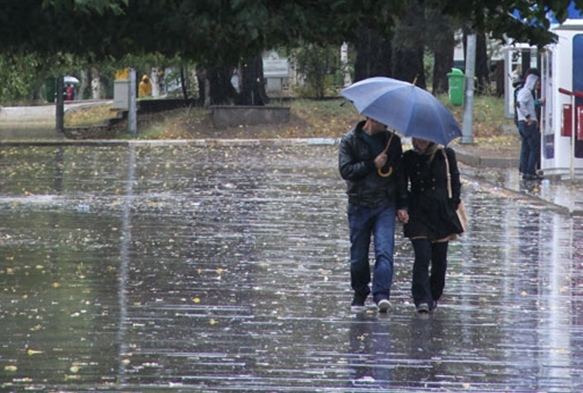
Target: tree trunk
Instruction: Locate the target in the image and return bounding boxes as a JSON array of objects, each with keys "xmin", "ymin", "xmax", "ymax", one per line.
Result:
[
  {"xmin": 353, "ymin": 27, "xmax": 392, "ymax": 82},
  {"xmin": 238, "ymin": 54, "xmax": 269, "ymax": 106},
  {"xmin": 426, "ymin": 7, "xmax": 456, "ymax": 95},
  {"xmin": 79, "ymin": 69, "xmax": 89, "ymax": 100},
  {"xmin": 391, "ymin": 1, "xmax": 425, "ymax": 88},
  {"xmin": 432, "ymin": 35, "xmax": 455, "ymax": 95},
  {"xmin": 55, "ymin": 74, "xmax": 64, "ymax": 132},
  {"xmin": 393, "ymin": 47, "xmax": 425, "ymax": 88},
  {"xmin": 197, "ymin": 66, "xmax": 237, "ymax": 106},
  {"xmin": 151, "ymin": 68, "xmax": 160, "ymax": 97},
  {"xmin": 475, "ymin": 32, "xmax": 490, "ymax": 94},
  {"xmin": 91, "ymin": 68, "xmax": 100, "ymax": 100},
  {"xmin": 494, "ymin": 59, "xmax": 505, "ymax": 97},
  {"xmin": 195, "ymin": 67, "xmax": 209, "ymax": 107},
  {"xmin": 180, "ymin": 67, "xmax": 189, "ymax": 100}
]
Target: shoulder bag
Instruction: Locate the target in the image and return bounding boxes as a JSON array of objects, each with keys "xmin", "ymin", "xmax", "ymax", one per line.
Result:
[{"xmin": 443, "ymin": 149, "xmax": 468, "ymax": 235}]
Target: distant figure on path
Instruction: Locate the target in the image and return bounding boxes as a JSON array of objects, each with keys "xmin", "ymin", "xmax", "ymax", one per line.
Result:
[
  {"xmin": 139, "ymin": 74, "xmax": 152, "ymax": 97},
  {"xmin": 65, "ymin": 84, "xmax": 74, "ymax": 101}
]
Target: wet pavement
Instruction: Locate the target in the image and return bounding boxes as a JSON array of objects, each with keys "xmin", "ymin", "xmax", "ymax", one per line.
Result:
[{"xmin": 0, "ymin": 140, "xmax": 582, "ymax": 392}]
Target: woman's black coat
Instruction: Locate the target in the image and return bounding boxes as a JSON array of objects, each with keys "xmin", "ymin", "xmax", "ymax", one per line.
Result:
[{"xmin": 401, "ymin": 147, "xmax": 463, "ymax": 241}]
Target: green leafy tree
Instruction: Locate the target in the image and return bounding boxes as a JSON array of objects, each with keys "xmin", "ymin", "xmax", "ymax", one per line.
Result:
[
  {"xmin": 292, "ymin": 43, "xmax": 341, "ymax": 98},
  {"xmin": 0, "ymin": 0, "xmax": 579, "ymax": 107}
]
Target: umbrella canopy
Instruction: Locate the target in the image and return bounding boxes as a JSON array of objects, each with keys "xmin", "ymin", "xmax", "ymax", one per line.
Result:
[
  {"xmin": 64, "ymin": 75, "xmax": 79, "ymax": 84},
  {"xmin": 340, "ymin": 76, "xmax": 462, "ymax": 146}
]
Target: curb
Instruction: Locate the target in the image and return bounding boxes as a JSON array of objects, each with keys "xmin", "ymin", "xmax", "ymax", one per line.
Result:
[{"xmin": 455, "ymin": 149, "xmax": 519, "ymax": 169}]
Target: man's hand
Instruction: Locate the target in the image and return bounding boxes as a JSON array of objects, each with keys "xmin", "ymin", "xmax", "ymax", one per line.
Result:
[{"xmin": 374, "ymin": 152, "xmax": 387, "ymax": 169}]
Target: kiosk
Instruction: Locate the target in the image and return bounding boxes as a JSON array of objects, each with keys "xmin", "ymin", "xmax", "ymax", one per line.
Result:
[
  {"xmin": 503, "ymin": 45, "xmax": 538, "ymax": 120},
  {"xmin": 540, "ymin": 19, "xmax": 583, "ymax": 178}
]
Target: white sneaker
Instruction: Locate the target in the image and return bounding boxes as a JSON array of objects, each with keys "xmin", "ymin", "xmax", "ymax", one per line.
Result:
[{"xmin": 377, "ymin": 299, "xmax": 391, "ymax": 313}]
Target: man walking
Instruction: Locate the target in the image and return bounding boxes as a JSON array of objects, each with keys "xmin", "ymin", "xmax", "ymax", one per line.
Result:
[{"xmin": 339, "ymin": 117, "xmax": 406, "ymax": 312}]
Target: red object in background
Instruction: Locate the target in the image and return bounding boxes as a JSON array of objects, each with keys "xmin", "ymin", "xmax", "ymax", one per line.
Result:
[
  {"xmin": 562, "ymin": 104, "xmax": 573, "ymax": 137},
  {"xmin": 558, "ymin": 87, "xmax": 583, "ymax": 99},
  {"xmin": 65, "ymin": 85, "xmax": 74, "ymax": 101},
  {"xmin": 560, "ymin": 104, "xmax": 583, "ymax": 138},
  {"xmin": 559, "ymin": 88, "xmax": 583, "ymax": 139}
]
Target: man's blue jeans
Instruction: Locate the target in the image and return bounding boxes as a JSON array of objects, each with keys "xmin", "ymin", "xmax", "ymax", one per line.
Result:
[
  {"xmin": 518, "ymin": 120, "xmax": 540, "ymax": 176},
  {"xmin": 347, "ymin": 202, "xmax": 396, "ymax": 303}
]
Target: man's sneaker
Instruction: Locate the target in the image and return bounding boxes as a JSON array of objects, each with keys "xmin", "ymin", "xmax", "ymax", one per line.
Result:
[
  {"xmin": 432, "ymin": 301, "xmax": 438, "ymax": 311},
  {"xmin": 350, "ymin": 293, "xmax": 367, "ymax": 313},
  {"xmin": 416, "ymin": 303, "xmax": 430, "ymax": 314},
  {"xmin": 376, "ymin": 299, "xmax": 391, "ymax": 313}
]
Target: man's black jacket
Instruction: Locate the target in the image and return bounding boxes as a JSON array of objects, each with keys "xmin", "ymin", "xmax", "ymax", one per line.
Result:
[{"xmin": 339, "ymin": 121, "xmax": 407, "ymax": 208}]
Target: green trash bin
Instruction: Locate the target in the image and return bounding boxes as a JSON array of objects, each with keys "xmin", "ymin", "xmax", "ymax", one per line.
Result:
[{"xmin": 447, "ymin": 68, "xmax": 464, "ymax": 106}]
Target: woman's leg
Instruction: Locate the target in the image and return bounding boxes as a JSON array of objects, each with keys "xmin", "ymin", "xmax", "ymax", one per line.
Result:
[
  {"xmin": 430, "ymin": 241, "xmax": 449, "ymax": 303},
  {"xmin": 411, "ymin": 238, "xmax": 432, "ymax": 308}
]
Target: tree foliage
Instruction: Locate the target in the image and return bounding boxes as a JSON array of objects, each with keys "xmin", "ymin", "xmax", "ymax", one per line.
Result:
[
  {"xmin": 440, "ymin": 0, "xmax": 582, "ymax": 47},
  {"xmin": 0, "ymin": 0, "xmax": 580, "ymax": 105}
]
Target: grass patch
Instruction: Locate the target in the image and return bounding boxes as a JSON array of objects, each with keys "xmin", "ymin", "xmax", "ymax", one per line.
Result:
[
  {"xmin": 64, "ymin": 94, "xmax": 515, "ymax": 143},
  {"xmin": 65, "ymin": 103, "xmax": 115, "ymax": 127}
]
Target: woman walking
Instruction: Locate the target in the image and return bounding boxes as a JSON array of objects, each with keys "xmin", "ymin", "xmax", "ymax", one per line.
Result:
[{"xmin": 397, "ymin": 138, "xmax": 464, "ymax": 314}]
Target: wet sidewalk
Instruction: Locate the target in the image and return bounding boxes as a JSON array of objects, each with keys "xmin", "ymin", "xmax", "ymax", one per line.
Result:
[
  {"xmin": 454, "ymin": 142, "xmax": 583, "ymax": 216},
  {"xmin": 0, "ymin": 142, "xmax": 582, "ymax": 391}
]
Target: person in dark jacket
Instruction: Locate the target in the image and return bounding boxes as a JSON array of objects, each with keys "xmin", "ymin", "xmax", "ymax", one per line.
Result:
[
  {"xmin": 397, "ymin": 138, "xmax": 463, "ymax": 314},
  {"xmin": 339, "ymin": 117, "xmax": 406, "ymax": 313}
]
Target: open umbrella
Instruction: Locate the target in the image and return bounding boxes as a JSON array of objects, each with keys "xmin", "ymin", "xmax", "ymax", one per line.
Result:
[
  {"xmin": 340, "ymin": 76, "xmax": 462, "ymax": 146},
  {"xmin": 64, "ymin": 75, "xmax": 80, "ymax": 84}
]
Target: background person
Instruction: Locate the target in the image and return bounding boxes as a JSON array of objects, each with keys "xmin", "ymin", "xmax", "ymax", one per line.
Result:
[
  {"xmin": 339, "ymin": 117, "xmax": 406, "ymax": 313},
  {"xmin": 397, "ymin": 138, "xmax": 464, "ymax": 314},
  {"xmin": 516, "ymin": 70, "xmax": 544, "ymax": 180},
  {"xmin": 138, "ymin": 74, "xmax": 152, "ymax": 97}
]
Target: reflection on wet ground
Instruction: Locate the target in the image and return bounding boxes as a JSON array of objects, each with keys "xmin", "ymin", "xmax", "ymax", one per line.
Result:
[
  {"xmin": 465, "ymin": 164, "xmax": 583, "ymax": 216},
  {"xmin": 1, "ymin": 144, "xmax": 583, "ymax": 391}
]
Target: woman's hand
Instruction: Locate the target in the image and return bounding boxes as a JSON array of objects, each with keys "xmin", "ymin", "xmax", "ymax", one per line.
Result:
[{"xmin": 397, "ymin": 209, "xmax": 409, "ymax": 224}]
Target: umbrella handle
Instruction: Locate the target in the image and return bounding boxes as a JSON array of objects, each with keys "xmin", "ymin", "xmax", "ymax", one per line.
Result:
[
  {"xmin": 377, "ymin": 166, "xmax": 393, "ymax": 177},
  {"xmin": 377, "ymin": 131, "xmax": 395, "ymax": 177}
]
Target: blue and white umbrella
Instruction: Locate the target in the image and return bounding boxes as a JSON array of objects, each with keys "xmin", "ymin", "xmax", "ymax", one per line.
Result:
[{"xmin": 341, "ymin": 76, "xmax": 462, "ymax": 146}]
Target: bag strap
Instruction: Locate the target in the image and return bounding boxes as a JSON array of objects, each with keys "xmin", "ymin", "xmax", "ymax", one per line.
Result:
[{"xmin": 442, "ymin": 148, "xmax": 453, "ymax": 199}]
